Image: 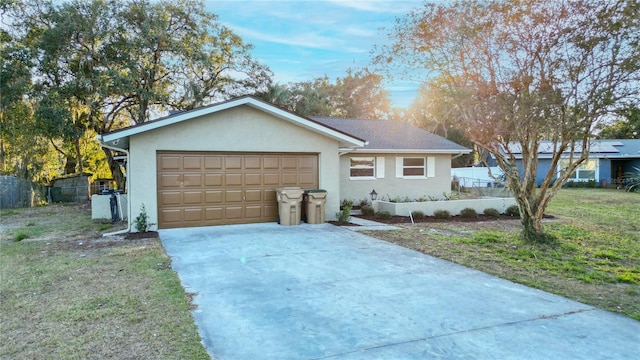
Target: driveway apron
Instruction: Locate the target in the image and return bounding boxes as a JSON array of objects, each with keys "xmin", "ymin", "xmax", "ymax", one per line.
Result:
[{"xmin": 159, "ymin": 223, "xmax": 639, "ymax": 360}]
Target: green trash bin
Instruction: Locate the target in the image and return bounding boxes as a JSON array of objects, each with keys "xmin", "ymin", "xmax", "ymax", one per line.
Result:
[
  {"xmin": 276, "ymin": 187, "xmax": 304, "ymax": 226},
  {"xmin": 304, "ymin": 189, "xmax": 327, "ymax": 224}
]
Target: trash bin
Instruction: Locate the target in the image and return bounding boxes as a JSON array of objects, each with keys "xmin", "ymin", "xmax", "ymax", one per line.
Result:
[
  {"xmin": 304, "ymin": 189, "xmax": 327, "ymax": 224},
  {"xmin": 276, "ymin": 187, "xmax": 305, "ymax": 226}
]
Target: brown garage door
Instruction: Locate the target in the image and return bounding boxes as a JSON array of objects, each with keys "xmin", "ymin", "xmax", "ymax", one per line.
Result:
[{"xmin": 157, "ymin": 152, "xmax": 318, "ymax": 229}]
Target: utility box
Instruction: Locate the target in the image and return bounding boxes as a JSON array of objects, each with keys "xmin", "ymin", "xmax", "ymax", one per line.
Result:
[
  {"xmin": 276, "ymin": 187, "xmax": 304, "ymax": 226},
  {"xmin": 304, "ymin": 190, "xmax": 327, "ymax": 224}
]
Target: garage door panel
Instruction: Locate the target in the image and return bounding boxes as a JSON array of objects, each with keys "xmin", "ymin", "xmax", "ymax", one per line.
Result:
[
  {"xmin": 245, "ymin": 173, "xmax": 261, "ymax": 185},
  {"xmin": 264, "ymin": 157, "xmax": 279, "ymax": 169},
  {"xmin": 183, "ymin": 156, "xmax": 202, "ymax": 169},
  {"xmin": 282, "ymin": 157, "xmax": 297, "ymax": 169},
  {"xmin": 264, "ymin": 204, "xmax": 278, "ymax": 218},
  {"xmin": 265, "ymin": 189, "xmax": 277, "ymax": 202},
  {"xmin": 264, "ymin": 173, "xmax": 280, "ymax": 185},
  {"xmin": 225, "ymin": 190, "xmax": 243, "ymax": 202},
  {"xmin": 245, "ymin": 157, "xmax": 261, "ymax": 169},
  {"xmin": 205, "ymin": 173, "xmax": 223, "ymax": 186},
  {"xmin": 225, "ymin": 173, "xmax": 242, "ymax": 186},
  {"xmin": 158, "ymin": 152, "xmax": 318, "ymax": 228},
  {"xmin": 225, "ymin": 156, "xmax": 242, "ymax": 169},
  {"xmin": 282, "ymin": 173, "xmax": 298, "ymax": 185},
  {"xmin": 161, "ymin": 174, "xmax": 181, "ymax": 187},
  {"xmin": 245, "ymin": 189, "xmax": 261, "ymax": 202},
  {"xmin": 184, "ymin": 208, "xmax": 203, "ymax": 222},
  {"xmin": 204, "ymin": 156, "xmax": 223, "ymax": 169},
  {"xmin": 160, "ymin": 209, "xmax": 182, "ymax": 224},
  {"xmin": 245, "ymin": 206, "xmax": 262, "ymax": 218},
  {"xmin": 160, "ymin": 191, "xmax": 181, "ymax": 205},
  {"xmin": 299, "ymin": 172, "xmax": 316, "ymax": 187},
  {"xmin": 205, "ymin": 207, "xmax": 223, "ymax": 220},
  {"xmin": 205, "ymin": 190, "xmax": 223, "ymax": 203},
  {"xmin": 225, "ymin": 207, "xmax": 243, "ymax": 219},
  {"xmin": 183, "ymin": 191, "xmax": 203, "ymax": 204},
  {"xmin": 184, "ymin": 173, "xmax": 202, "ymax": 186},
  {"xmin": 160, "ymin": 156, "xmax": 181, "ymax": 170}
]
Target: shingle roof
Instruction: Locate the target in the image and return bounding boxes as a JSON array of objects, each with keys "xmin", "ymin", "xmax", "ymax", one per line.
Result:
[
  {"xmin": 311, "ymin": 117, "xmax": 471, "ymax": 154},
  {"xmin": 504, "ymin": 139, "xmax": 640, "ymax": 159}
]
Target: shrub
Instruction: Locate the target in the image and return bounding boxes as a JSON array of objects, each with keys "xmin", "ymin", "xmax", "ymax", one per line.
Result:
[
  {"xmin": 433, "ymin": 210, "xmax": 451, "ymax": 219},
  {"xmin": 336, "ymin": 205, "xmax": 351, "ymax": 223},
  {"xmin": 460, "ymin": 207, "xmax": 478, "ymax": 218},
  {"xmin": 360, "ymin": 205, "xmax": 375, "ymax": 216},
  {"xmin": 483, "ymin": 208, "xmax": 501, "ymax": 217},
  {"xmin": 134, "ymin": 203, "xmax": 154, "ymax": 232},
  {"xmin": 505, "ymin": 205, "xmax": 520, "ymax": 217},
  {"xmin": 358, "ymin": 198, "xmax": 369, "ymax": 208},
  {"xmin": 341, "ymin": 199, "xmax": 354, "ymax": 208},
  {"xmin": 375, "ymin": 211, "xmax": 392, "ymax": 220},
  {"xmin": 587, "ymin": 179, "xmax": 596, "ymax": 188},
  {"xmin": 14, "ymin": 232, "xmax": 29, "ymax": 242},
  {"xmin": 411, "ymin": 210, "xmax": 425, "ymax": 219}
]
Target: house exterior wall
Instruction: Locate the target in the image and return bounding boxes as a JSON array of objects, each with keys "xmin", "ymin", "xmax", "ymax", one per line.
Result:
[
  {"xmin": 338, "ymin": 153, "xmax": 453, "ymax": 203},
  {"xmin": 128, "ymin": 105, "xmax": 342, "ymax": 229}
]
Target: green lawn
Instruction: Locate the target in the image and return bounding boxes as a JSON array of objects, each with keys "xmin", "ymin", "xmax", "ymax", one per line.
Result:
[
  {"xmin": 367, "ymin": 189, "xmax": 640, "ymax": 320},
  {"xmin": 0, "ymin": 204, "xmax": 209, "ymax": 359}
]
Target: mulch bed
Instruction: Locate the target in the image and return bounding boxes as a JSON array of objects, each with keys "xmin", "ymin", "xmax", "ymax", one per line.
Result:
[{"xmin": 124, "ymin": 231, "xmax": 160, "ymax": 240}]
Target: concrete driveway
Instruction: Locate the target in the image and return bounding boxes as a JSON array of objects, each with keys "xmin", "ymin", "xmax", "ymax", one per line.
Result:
[{"xmin": 159, "ymin": 223, "xmax": 639, "ymax": 360}]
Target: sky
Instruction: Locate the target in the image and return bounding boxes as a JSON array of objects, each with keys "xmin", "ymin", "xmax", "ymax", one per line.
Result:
[{"xmin": 204, "ymin": 0, "xmax": 425, "ymax": 109}]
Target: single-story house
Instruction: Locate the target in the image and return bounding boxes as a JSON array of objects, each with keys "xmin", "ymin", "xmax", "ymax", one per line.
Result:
[
  {"xmin": 99, "ymin": 96, "xmax": 470, "ymax": 230},
  {"xmin": 489, "ymin": 140, "xmax": 640, "ymax": 186}
]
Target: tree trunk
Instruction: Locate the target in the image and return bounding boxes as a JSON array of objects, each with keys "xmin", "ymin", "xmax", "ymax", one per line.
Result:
[
  {"xmin": 103, "ymin": 147, "xmax": 126, "ymax": 192},
  {"xmin": 75, "ymin": 137, "xmax": 83, "ymax": 173}
]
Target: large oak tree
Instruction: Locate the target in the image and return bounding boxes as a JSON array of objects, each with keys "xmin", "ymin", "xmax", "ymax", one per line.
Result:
[
  {"xmin": 3, "ymin": 0, "xmax": 271, "ymax": 189},
  {"xmin": 374, "ymin": 0, "xmax": 640, "ymax": 241}
]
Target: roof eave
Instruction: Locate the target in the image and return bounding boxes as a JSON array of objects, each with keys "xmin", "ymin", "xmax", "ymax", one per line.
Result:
[
  {"xmin": 352, "ymin": 148, "xmax": 472, "ymax": 154},
  {"xmin": 100, "ymin": 96, "xmax": 366, "ymax": 149}
]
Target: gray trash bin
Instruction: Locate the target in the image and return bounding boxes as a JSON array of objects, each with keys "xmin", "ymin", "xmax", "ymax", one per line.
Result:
[
  {"xmin": 276, "ymin": 187, "xmax": 304, "ymax": 226},
  {"xmin": 304, "ymin": 190, "xmax": 327, "ymax": 224}
]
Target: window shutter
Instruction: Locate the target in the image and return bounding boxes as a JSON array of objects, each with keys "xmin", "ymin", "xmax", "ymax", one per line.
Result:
[
  {"xmin": 395, "ymin": 157, "xmax": 403, "ymax": 178},
  {"xmin": 376, "ymin": 157, "xmax": 385, "ymax": 178},
  {"xmin": 427, "ymin": 156, "xmax": 435, "ymax": 178}
]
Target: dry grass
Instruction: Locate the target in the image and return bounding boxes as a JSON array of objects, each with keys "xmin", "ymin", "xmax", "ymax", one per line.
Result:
[
  {"xmin": 0, "ymin": 204, "xmax": 209, "ymax": 359},
  {"xmin": 365, "ymin": 189, "xmax": 640, "ymax": 320}
]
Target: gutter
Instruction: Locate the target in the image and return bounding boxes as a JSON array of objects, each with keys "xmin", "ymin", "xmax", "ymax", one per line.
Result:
[
  {"xmin": 452, "ymin": 151, "xmax": 466, "ymax": 159},
  {"xmin": 97, "ymin": 136, "xmax": 131, "ymax": 237}
]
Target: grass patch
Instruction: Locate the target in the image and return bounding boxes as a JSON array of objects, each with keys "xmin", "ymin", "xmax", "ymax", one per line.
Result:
[
  {"xmin": 367, "ymin": 189, "xmax": 640, "ymax": 320},
  {"xmin": 0, "ymin": 204, "xmax": 208, "ymax": 359}
]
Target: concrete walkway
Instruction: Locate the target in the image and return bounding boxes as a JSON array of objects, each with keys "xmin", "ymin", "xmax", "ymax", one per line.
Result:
[{"xmin": 160, "ymin": 223, "xmax": 639, "ymax": 360}]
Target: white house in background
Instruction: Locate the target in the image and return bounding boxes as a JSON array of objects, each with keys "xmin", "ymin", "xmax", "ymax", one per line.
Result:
[{"xmin": 99, "ymin": 96, "xmax": 470, "ymax": 230}]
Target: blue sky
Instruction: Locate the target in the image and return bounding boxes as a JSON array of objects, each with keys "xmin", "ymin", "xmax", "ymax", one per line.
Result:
[{"xmin": 205, "ymin": 0, "xmax": 424, "ymax": 108}]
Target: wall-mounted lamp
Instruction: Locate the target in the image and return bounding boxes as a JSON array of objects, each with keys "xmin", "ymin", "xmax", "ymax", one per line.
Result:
[{"xmin": 369, "ymin": 189, "xmax": 378, "ymax": 201}]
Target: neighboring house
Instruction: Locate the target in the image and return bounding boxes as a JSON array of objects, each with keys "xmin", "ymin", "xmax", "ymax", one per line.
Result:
[
  {"xmin": 489, "ymin": 140, "xmax": 640, "ymax": 186},
  {"xmin": 99, "ymin": 96, "xmax": 470, "ymax": 230}
]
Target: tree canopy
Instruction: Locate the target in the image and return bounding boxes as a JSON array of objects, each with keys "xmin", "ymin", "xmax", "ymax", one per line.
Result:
[
  {"xmin": 374, "ymin": 0, "xmax": 640, "ymax": 241},
  {"xmin": 256, "ymin": 69, "xmax": 391, "ymax": 119},
  {"xmin": 1, "ymin": 0, "xmax": 271, "ymax": 188}
]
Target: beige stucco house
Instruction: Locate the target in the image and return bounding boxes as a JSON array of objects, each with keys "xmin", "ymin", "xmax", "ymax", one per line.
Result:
[{"xmin": 99, "ymin": 96, "xmax": 470, "ymax": 231}]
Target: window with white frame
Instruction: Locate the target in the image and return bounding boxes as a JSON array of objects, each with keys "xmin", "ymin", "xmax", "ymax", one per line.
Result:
[
  {"xmin": 557, "ymin": 159, "xmax": 598, "ymax": 181},
  {"xmin": 350, "ymin": 157, "xmax": 375, "ymax": 178},
  {"xmin": 396, "ymin": 156, "xmax": 435, "ymax": 178},
  {"xmin": 402, "ymin": 157, "xmax": 426, "ymax": 176}
]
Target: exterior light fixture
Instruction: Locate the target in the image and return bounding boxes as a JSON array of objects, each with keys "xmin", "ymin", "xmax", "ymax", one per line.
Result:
[{"xmin": 369, "ymin": 189, "xmax": 378, "ymax": 201}]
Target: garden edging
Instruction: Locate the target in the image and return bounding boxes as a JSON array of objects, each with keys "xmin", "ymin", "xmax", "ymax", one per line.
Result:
[{"xmin": 372, "ymin": 197, "xmax": 517, "ymax": 217}]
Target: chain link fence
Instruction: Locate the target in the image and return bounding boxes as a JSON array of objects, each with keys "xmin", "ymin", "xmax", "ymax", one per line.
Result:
[{"xmin": 0, "ymin": 176, "xmax": 48, "ymax": 209}]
